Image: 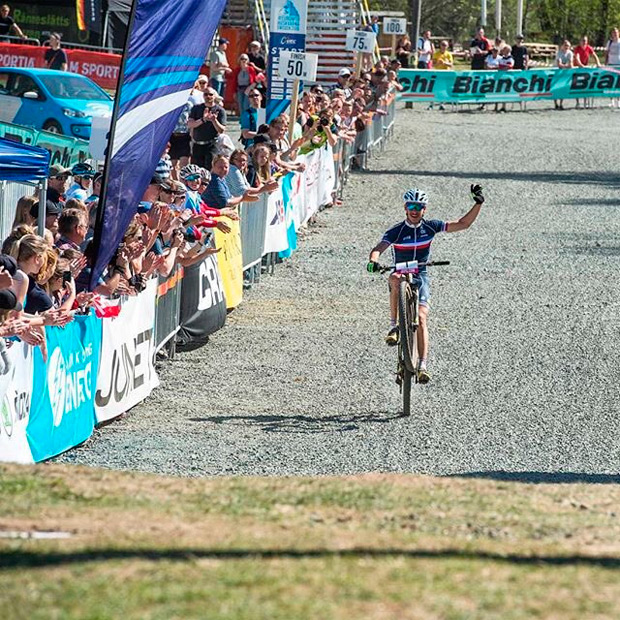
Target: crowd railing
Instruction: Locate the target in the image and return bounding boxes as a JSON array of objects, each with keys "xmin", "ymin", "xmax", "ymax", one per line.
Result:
[{"xmin": 0, "ymin": 98, "xmax": 397, "ymax": 464}]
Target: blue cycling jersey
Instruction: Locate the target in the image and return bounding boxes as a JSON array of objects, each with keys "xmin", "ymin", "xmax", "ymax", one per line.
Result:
[{"xmin": 381, "ymin": 218, "xmax": 446, "ymax": 268}]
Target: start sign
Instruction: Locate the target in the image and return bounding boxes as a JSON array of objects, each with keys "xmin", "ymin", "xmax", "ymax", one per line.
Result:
[{"xmin": 277, "ymin": 51, "xmax": 318, "ymax": 82}]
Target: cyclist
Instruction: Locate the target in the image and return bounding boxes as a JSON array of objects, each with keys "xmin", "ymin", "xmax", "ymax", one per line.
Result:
[
  {"xmin": 367, "ymin": 184, "xmax": 485, "ymax": 383},
  {"xmin": 66, "ymin": 162, "xmax": 96, "ymax": 202}
]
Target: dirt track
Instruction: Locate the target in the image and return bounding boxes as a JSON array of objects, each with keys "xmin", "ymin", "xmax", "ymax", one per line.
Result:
[{"xmin": 59, "ymin": 102, "xmax": 620, "ymax": 478}]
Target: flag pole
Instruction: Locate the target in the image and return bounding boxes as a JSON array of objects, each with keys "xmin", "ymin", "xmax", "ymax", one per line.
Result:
[{"xmin": 89, "ymin": 0, "xmax": 139, "ymax": 290}]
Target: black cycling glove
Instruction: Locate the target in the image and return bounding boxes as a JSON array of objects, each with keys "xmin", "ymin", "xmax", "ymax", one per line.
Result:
[{"xmin": 471, "ymin": 183, "xmax": 485, "ymax": 205}]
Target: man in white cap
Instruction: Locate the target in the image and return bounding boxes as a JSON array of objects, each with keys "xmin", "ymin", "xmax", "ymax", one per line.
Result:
[{"xmin": 328, "ymin": 68, "xmax": 353, "ymax": 98}]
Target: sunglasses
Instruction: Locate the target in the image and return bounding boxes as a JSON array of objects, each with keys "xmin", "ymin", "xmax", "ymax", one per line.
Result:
[
  {"xmin": 185, "ymin": 174, "xmax": 200, "ymax": 181},
  {"xmin": 249, "ymin": 93, "xmax": 261, "ymax": 98},
  {"xmin": 405, "ymin": 202, "xmax": 426, "ymax": 212},
  {"xmin": 160, "ymin": 188, "xmax": 174, "ymax": 194}
]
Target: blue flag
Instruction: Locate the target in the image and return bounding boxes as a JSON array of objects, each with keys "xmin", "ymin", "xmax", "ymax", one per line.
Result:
[{"xmin": 91, "ymin": 0, "xmax": 226, "ymax": 287}]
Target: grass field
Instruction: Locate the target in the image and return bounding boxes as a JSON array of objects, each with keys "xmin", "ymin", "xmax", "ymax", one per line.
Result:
[{"xmin": 1, "ymin": 464, "xmax": 620, "ymax": 619}]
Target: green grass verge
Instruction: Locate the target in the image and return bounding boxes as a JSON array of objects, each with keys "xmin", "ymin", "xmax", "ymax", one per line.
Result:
[{"xmin": 1, "ymin": 464, "xmax": 619, "ymax": 619}]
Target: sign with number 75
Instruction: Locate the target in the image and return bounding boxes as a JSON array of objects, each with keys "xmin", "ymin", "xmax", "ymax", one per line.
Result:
[{"xmin": 345, "ymin": 30, "xmax": 377, "ymax": 53}]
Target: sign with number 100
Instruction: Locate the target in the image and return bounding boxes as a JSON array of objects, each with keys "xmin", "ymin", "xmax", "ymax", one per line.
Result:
[
  {"xmin": 345, "ymin": 30, "xmax": 376, "ymax": 53},
  {"xmin": 383, "ymin": 18, "xmax": 407, "ymax": 35}
]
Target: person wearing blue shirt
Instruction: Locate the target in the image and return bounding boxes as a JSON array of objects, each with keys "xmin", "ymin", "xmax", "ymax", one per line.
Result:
[
  {"xmin": 240, "ymin": 90, "xmax": 263, "ymax": 148},
  {"xmin": 202, "ymin": 155, "xmax": 252, "ymax": 208},
  {"xmin": 367, "ymin": 185, "xmax": 485, "ymax": 383}
]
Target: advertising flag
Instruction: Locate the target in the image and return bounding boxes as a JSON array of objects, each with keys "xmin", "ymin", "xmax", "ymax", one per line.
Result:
[{"xmin": 90, "ymin": 0, "xmax": 227, "ymax": 288}]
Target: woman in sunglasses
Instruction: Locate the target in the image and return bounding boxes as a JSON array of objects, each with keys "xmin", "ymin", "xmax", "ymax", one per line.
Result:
[{"xmin": 367, "ymin": 185, "xmax": 485, "ymax": 383}]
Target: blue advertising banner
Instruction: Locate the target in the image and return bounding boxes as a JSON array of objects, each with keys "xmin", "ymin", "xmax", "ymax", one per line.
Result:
[
  {"xmin": 91, "ymin": 0, "xmax": 227, "ymax": 287},
  {"xmin": 26, "ymin": 312, "xmax": 102, "ymax": 462},
  {"xmin": 398, "ymin": 67, "xmax": 620, "ymax": 104},
  {"xmin": 278, "ymin": 172, "xmax": 297, "ymax": 259},
  {"xmin": 267, "ymin": 0, "xmax": 308, "ymax": 121}
]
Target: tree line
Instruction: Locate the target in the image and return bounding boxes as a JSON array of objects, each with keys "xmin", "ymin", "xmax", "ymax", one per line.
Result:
[{"xmin": 369, "ymin": 0, "xmax": 620, "ymax": 46}]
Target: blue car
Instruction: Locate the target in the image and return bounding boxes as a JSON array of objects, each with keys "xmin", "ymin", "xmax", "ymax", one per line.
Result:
[{"xmin": 0, "ymin": 68, "xmax": 113, "ymax": 139}]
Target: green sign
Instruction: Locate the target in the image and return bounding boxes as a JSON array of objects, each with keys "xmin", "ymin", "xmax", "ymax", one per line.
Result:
[
  {"xmin": 399, "ymin": 67, "xmax": 620, "ymax": 103},
  {"xmin": 0, "ymin": 121, "xmax": 90, "ymax": 167},
  {"xmin": 10, "ymin": 1, "xmax": 84, "ymax": 43}
]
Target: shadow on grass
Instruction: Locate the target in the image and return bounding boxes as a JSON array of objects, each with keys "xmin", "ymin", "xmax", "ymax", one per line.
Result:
[
  {"xmin": 447, "ymin": 471, "xmax": 620, "ymax": 484},
  {"xmin": 359, "ymin": 169, "xmax": 620, "ymax": 189},
  {"xmin": 2, "ymin": 547, "xmax": 620, "ymax": 569},
  {"xmin": 189, "ymin": 412, "xmax": 407, "ymax": 433}
]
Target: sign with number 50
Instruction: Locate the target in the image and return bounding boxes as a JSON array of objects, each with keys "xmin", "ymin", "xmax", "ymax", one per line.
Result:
[
  {"xmin": 278, "ymin": 51, "xmax": 318, "ymax": 82},
  {"xmin": 345, "ymin": 30, "xmax": 376, "ymax": 53}
]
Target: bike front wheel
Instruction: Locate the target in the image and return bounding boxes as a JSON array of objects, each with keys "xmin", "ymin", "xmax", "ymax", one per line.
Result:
[
  {"xmin": 402, "ymin": 365, "xmax": 412, "ymax": 416},
  {"xmin": 398, "ymin": 280, "xmax": 418, "ymax": 373}
]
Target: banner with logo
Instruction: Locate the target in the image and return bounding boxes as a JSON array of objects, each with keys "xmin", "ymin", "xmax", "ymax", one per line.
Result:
[
  {"xmin": 0, "ymin": 44, "xmax": 121, "ymax": 90},
  {"xmin": 0, "ymin": 342, "xmax": 34, "ymax": 464},
  {"xmin": 264, "ymin": 184, "xmax": 288, "ymax": 254},
  {"xmin": 398, "ymin": 67, "xmax": 620, "ymax": 104},
  {"xmin": 278, "ymin": 172, "xmax": 298, "ymax": 259},
  {"xmin": 95, "ymin": 278, "xmax": 159, "ymax": 423},
  {"xmin": 213, "ymin": 220, "xmax": 243, "ymax": 310},
  {"xmin": 90, "ymin": 0, "xmax": 227, "ymax": 288},
  {"xmin": 178, "ymin": 253, "xmax": 227, "ymax": 345},
  {"xmin": 302, "ymin": 148, "xmax": 322, "ymax": 224},
  {"xmin": 27, "ymin": 312, "xmax": 102, "ymax": 462},
  {"xmin": 267, "ymin": 0, "xmax": 308, "ymax": 120}
]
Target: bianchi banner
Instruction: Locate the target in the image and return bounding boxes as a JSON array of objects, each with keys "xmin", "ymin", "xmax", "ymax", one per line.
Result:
[
  {"xmin": 0, "ymin": 342, "xmax": 34, "ymax": 464},
  {"xmin": 95, "ymin": 278, "xmax": 159, "ymax": 423},
  {"xmin": 399, "ymin": 67, "xmax": 620, "ymax": 103}
]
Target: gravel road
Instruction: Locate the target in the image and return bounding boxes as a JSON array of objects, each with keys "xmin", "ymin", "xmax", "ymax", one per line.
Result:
[{"xmin": 59, "ymin": 102, "xmax": 620, "ymax": 478}]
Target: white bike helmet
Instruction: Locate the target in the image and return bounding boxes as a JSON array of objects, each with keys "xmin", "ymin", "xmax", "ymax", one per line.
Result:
[
  {"xmin": 403, "ymin": 188, "xmax": 429, "ymax": 204},
  {"xmin": 180, "ymin": 163, "xmax": 202, "ymax": 179}
]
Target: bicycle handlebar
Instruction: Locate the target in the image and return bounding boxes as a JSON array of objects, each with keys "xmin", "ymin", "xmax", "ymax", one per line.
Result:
[{"xmin": 378, "ymin": 260, "xmax": 450, "ymax": 273}]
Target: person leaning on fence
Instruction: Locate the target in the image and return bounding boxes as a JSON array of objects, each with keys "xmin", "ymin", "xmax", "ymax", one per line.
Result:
[
  {"xmin": 44, "ymin": 33, "xmax": 68, "ymax": 71},
  {"xmin": 188, "ymin": 87, "xmax": 227, "ymax": 171},
  {"xmin": 554, "ymin": 40, "xmax": 574, "ymax": 110},
  {"xmin": 225, "ymin": 149, "xmax": 278, "ymax": 199},
  {"xmin": 328, "ymin": 68, "xmax": 352, "ymax": 98},
  {"xmin": 511, "ymin": 35, "xmax": 529, "ymax": 70},
  {"xmin": 0, "ymin": 4, "xmax": 26, "ymax": 40},
  {"xmin": 573, "ymin": 36, "xmax": 601, "ymax": 109},
  {"xmin": 605, "ymin": 28, "xmax": 620, "ymax": 108},
  {"xmin": 202, "ymin": 155, "xmax": 254, "ymax": 209},
  {"xmin": 470, "ymin": 28, "xmax": 491, "ymax": 70}
]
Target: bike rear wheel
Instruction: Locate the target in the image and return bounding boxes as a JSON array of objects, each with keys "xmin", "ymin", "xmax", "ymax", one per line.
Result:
[{"xmin": 398, "ymin": 280, "xmax": 418, "ymax": 373}]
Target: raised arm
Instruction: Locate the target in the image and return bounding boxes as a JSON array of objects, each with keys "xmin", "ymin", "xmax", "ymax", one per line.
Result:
[{"xmin": 445, "ymin": 184, "xmax": 485, "ymax": 233}]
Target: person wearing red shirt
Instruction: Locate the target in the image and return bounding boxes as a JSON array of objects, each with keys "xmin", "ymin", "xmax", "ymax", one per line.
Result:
[{"xmin": 573, "ymin": 36, "xmax": 601, "ymax": 108}]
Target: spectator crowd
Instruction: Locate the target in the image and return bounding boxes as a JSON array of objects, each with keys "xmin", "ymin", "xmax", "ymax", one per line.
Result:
[{"xmin": 0, "ymin": 37, "xmax": 400, "ymax": 358}]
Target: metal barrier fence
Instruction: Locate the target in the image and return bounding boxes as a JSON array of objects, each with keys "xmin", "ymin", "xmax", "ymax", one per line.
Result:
[{"xmin": 154, "ymin": 264, "xmax": 184, "ymax": 357}]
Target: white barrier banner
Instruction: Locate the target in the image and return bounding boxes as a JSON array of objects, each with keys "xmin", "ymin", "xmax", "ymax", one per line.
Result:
[
  {"xmin": 318, "ymin": 144, "xmax": 335, "ymax": 207},
  {"xmin": 303, "ymin": 149, "xmax": 322, "ymax": 224},
  {"xmin": 95, "ymin": 279, "xmax": 159, "ymax": 423},
  {"xmin": 0, "ymin": 342, "xmax": 34, "ymax": 464},
  {"xmin": 264, "ymin": 184, "xmax": 289, "ymax": 253}
]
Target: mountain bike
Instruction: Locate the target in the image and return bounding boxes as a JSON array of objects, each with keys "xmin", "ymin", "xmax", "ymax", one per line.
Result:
[{"xmin": 379, "ymin": 260, "xmax": 450, "ymax": 416}]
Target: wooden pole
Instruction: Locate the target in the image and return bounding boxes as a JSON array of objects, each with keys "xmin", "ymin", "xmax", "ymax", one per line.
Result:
[
  {"xmin": 355, "ymin": 51, "xmax": 363, "ymax": 76},
  {"xmin": 288, "ymin": 78, "xmax": 300, "ymax": 144},
  {"xmin": 391, "ymin": 34, "xmax": 396, "ymax": 57}
]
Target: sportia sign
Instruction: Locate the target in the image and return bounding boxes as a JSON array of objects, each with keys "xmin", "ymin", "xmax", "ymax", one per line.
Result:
[{"xmin": 399, "ymin": 67, "xmax": 620, "ymax": 103}]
